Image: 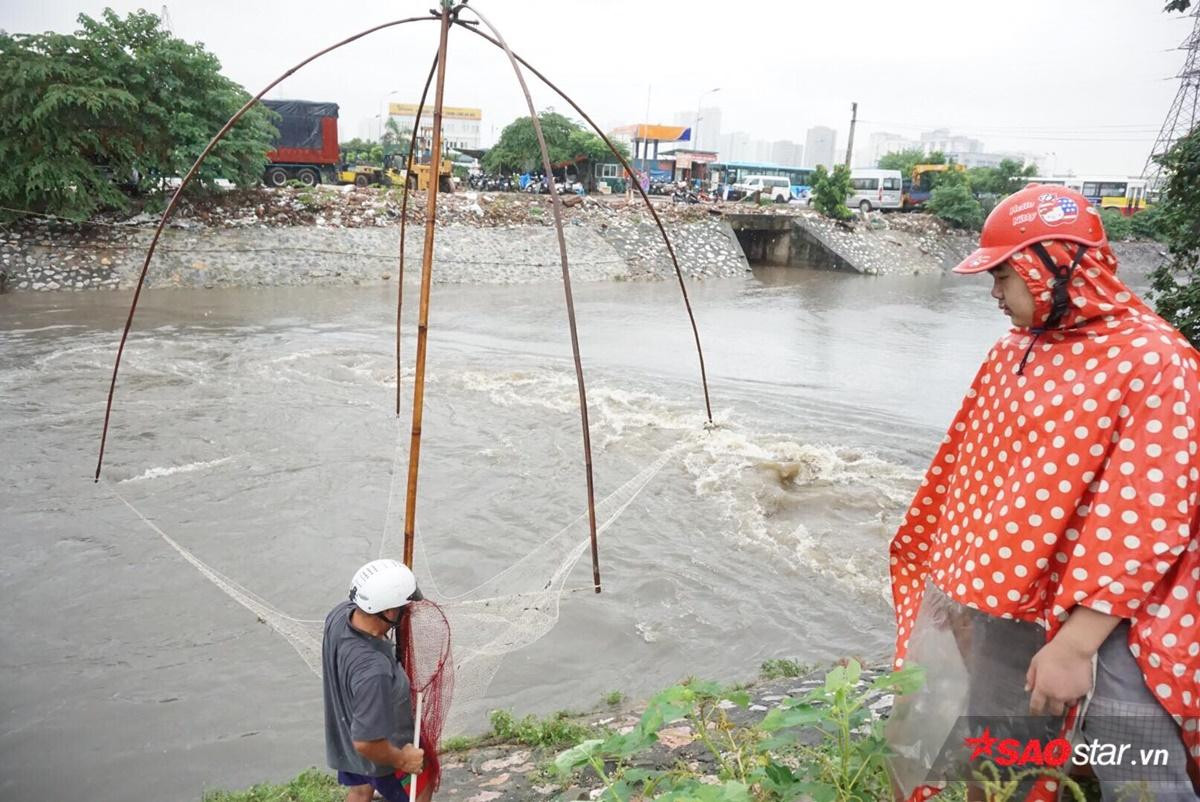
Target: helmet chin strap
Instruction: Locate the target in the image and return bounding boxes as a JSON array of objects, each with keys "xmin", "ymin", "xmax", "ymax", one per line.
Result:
[
  {"xmin": 1016, "ymin": 243, "xmax": 1088, "ymax": 376},
  {"xmin": 376, "ymin": 608, "xmax": 404, "ymax": 630}
]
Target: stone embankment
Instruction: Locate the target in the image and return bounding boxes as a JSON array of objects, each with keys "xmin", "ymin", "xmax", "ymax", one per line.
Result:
[
  {"xmin": 0, "ymin": 187, "xmax": 1168, "ymax": 292},
  {"xmin": 0, "ymin": 188, "xmax": 749, "ymax": 292}
]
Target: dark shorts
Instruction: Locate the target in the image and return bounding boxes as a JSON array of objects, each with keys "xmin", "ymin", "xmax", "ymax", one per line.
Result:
[{"xmin": 337, "ymin": 771, "xmax": 409, "ymax": 802}]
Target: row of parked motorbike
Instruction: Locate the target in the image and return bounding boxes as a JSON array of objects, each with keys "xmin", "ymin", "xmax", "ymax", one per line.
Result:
[
  {"xmin": 466, "ymin": 173, "xmax": 723, "ymax": 205},
  {"xmin": 466, "ymin": 173, "xmax": 584, "ymax": 195}
]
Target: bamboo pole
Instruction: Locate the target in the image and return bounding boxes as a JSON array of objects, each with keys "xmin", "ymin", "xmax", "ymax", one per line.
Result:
[
  {"xmin": 462, "ymin": 5, "xmax": 602, "ymax": 592},
  {"xmin": 94, "ymin": 15, "xmax": 437, "ymax": 480},
  {"xmin": 396, "ymin": 54, "xmax": 440, "ymax": 417},
  {"xmin": 401, "ymin": 3, "xmax": 453, "ymax": 569}
]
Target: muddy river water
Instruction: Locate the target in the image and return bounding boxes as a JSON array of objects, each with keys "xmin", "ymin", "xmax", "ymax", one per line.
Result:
[{"xmin": 0, "ymin": 265, "xmax": 1150, "ymax": 801}]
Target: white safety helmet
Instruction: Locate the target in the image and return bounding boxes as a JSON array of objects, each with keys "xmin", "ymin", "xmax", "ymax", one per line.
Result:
[{"xmin": 349, "ymin": 559, "xmax": 418, "ymax": 614}]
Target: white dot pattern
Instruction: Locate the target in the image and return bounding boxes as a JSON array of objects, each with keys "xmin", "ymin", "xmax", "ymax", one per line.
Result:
[{"xmin": 890, "ymin": 242, "xmax": 1200, "ymax": 801}]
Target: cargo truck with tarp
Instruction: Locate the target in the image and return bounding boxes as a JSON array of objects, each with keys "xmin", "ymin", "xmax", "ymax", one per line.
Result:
[{"xmin": 261, "ymin": 99, "xmax": 340, "ymax": 187}]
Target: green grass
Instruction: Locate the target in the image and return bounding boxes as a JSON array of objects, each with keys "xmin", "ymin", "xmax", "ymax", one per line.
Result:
[
  {"xmin": 489, "ymin": 708, "xmax": 598, "ymax": 748},
  {"xmin": 760, "ymin": 658, "xmax": 812, "ymax": 680},
  {"xmin": 440, "ymin": 733, "xmax": 488, "ymax": 753},
  {"xmin": 202, "ymin": 768, "xmax": 342, "ymax": 802},
  {"xmin": 603, "ymin": 690, "xmax": 623, "ymax": 706}
]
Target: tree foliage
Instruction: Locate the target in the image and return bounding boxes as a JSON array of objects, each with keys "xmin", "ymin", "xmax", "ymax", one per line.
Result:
[
  {"xmin": 810, "ymin": 164, "xmax": 853, "ymax": 221},
  {"xmin": 340, "ymin": 138, "xmax": 384, "ymax": 165},
  {"xmin": 927, "ymin": 180, "xmax": 984, "ymax": 229},
  {"xmin": 482, "ymin": 111, "xmax": 626, "ymax": 181},
  {"xmin": 1148, "ymin": 126, "xmax": 1200, "ymax": 346},
  {"xmin": 966, "ymin": 159, "xmax": 1038, "ymax": 195},
  {"xmin": 876, "ymin": 148, "xmax": 926, "ymax": 176},
  {"xmin": 0, "ymin": 9, "xmax": 276, "ymax": 220}
]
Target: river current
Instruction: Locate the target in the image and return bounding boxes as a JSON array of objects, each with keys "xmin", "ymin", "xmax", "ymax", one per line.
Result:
[{"xmin": 1, "ymin": 265, "xmax": 1148, "ymax": 801}]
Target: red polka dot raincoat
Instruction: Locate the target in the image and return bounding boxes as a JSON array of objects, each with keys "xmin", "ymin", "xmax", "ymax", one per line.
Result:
[{"xmin": 890, "ymin": 239, "xmax": 1200, "ymax": 800}]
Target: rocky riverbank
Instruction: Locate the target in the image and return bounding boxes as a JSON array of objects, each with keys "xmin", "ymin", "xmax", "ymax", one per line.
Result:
[
  {"xmin": 0, "ymin": 188, "xmax": 750, "ymax": 291},
  {"xmin": 0, "ymin": 187, "xmax": 1169, "ymax": 292},
  {"xmin": 433, "ymin": 660, "xmax": 897, "ymax": 802}
]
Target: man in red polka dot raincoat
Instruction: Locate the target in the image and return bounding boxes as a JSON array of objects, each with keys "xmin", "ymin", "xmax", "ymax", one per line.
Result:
[{"xmin": 886, "ymin": 185, "xmax": 1200, "ymax": 802}]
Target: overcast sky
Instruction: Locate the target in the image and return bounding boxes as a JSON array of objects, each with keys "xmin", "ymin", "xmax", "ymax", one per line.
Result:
[{"xmin": 2, "ymin": 1, "xmax": 1194, "ymax": 175}]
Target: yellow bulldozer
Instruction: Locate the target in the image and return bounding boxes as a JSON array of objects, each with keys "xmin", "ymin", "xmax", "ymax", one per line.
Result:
[
  {"xmin": 338, "ymin": 151, "xmax": 451, "ymax": 191},
  {"xmin": 403, "ymin": 154, "xmax": 454, "ymax": 192}
]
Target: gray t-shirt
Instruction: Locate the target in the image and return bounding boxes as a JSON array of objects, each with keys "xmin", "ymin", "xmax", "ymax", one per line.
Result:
[{"xmin": 322, "ymin": 601, "xmax": 415, "ymax": 776}]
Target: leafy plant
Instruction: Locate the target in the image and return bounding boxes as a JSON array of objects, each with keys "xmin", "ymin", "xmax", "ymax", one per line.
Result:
[
  {"xmin": 489, "ymin": 708, "xmax": 597, "ymax": 748},
  {"xmin": 604, "ymin": 690, "xmax": 624, "ymax": 706},
  {"xmin": 811, "ymin": 164, "xmax": 853, "ymax": 221},
  {"xmin": 1099, "ymin": 208, "xmax": 1133, "ymax": 242},
  {"xmin": 555, "ymin": 661, "xmax": 926, "ymax": 802},
  {"xmin": 927, "ymin": 180, "xmax": 984, "ymax": 229},
  {"xmin": 1130, "ymin": 203, "xmax": 1166, "ymax": 241},
  {"xmin": 0, "ymin": 9, "xmax": 276, "ymax": 220},
  {"xmin": 1148, "ymin": 125, "xmax": 1200, "ymax": 346}
]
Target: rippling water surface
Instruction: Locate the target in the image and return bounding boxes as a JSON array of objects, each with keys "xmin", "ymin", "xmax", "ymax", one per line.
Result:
[{"xmin": 4, "ymin": 265, "xmax": 1128, "ymax": 801}]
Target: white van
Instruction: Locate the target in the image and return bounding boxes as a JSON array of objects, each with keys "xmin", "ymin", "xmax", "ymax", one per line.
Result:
[
  {"xmin": 733, "ymin": 174, "xmax": 792, "ymax": 203},
  {"xmin": 848, "ymin": 168, "xmax": 903, "ymax": 212}
]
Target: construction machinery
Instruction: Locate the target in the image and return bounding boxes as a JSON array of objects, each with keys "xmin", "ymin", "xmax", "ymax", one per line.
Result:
[
  {"xmin": 404, "ymin": 153, "xmax": 454, "ymax": 191},
  {"xmin": 902, "ymin": 163, "xmax": 966, "ymax": 210}
]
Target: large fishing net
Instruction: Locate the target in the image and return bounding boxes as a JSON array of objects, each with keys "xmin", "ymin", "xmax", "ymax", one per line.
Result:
[{"xmin": 108, "ymin": 426, "xmax": 677, "ymax": 734}]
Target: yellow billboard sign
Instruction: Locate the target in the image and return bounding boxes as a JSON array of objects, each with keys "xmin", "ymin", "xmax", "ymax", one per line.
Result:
[{"xmin": 389, "ymin": 103, "xmax": 481, "ymax": 121}]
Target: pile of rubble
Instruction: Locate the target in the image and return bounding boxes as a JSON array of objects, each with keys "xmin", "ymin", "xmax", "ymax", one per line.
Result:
[{"xmin": 102, "ymin": 186, "xmax": 731, "ymax": 231}]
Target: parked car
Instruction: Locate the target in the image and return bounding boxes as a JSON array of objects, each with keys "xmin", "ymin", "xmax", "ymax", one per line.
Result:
[
  {"xmin": 847, "ymin": 168, "xmax": 903, "ymax": 212},
  {"xmin": 733, "ymin": 174, "xmax": 791, "ymax": 203}
]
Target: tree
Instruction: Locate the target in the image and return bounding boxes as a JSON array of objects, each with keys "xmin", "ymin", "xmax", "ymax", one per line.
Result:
[
  {"xmin": 877, "ymin": 148, "xmax": 926, "ymax": 176},
  {"xmin": 966, "ymin": 159, "xmax": 1038, "ymax": 196},
  {"xmin": 0, "ymin": 9, "xmax": 276, "ymax": 220},
  {"xmin": 482, "ymin": 110, "xmax": 626, "ymax": 186},
  {"xmin": 1148, "ymin": 126, "xmax": 1200, "ymax": 346},
  {"xmin": 340, "ymin": 138, "xmax": 384, "ymax": 165},
  {"xmin": 810, "ymin": 164, "xmax": 853, "ymax": 221},
  {"xmin": 926, "ymin": 167, "xmax": 984, "ymax": 229}
]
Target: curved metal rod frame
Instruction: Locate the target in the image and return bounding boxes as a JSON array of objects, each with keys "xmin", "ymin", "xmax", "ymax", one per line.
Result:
[
  {"xmin": 462, "ymin": 5, "xmax": 602, "ymax": 592},
  {"xmin": 94, "ymin": 14, "xmax": 437, "ymax": 481},
  {"xmin": 453, "ymin": 19, "xmax": 713, "ymax": 423}
]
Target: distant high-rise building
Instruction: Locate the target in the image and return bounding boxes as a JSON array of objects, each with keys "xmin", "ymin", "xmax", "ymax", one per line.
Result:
[
  {"xmin": 804, "ymin": 126, "xmax": 837, "ymax": 168},
  {"xmin": 864, "ymin": 131, "xmax": 920, "ymax": 167},
  {"xmin": 718, "ymin": 130, "xmax": 751, "ymax": 162},
  {"xmin": 920, "ymin": 128, "xmax": 982, "ymax": 158},
  {"xmin": 771, "ymin": 139, "xmax": 803, "ymax": 166}
]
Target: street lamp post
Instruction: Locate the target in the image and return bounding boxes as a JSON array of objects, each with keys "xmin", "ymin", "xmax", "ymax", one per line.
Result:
[
  {"xmin": 377, "ymin": 89, "xmax": 400, "ymax": 141},
  {"xmin": 693, "ymin": 87, "xmax": 721, "ymax": 153}
]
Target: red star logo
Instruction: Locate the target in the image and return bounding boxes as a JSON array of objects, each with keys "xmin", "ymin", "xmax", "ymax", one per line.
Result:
[{"xmin": 963, "ymin": 727, "xmax": 998, "ymax": 761}]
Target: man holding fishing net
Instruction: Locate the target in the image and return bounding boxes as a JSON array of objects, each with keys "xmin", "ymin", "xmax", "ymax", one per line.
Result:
[{"xmin": 323, "ymin": 558, "xmax": 426, "ymax": 802}]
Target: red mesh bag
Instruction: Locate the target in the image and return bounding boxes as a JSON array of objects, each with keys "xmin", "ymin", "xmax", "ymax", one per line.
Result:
[{"xmin": 397, "ymin": 600, "xmax": 454, "ymax": 796}]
